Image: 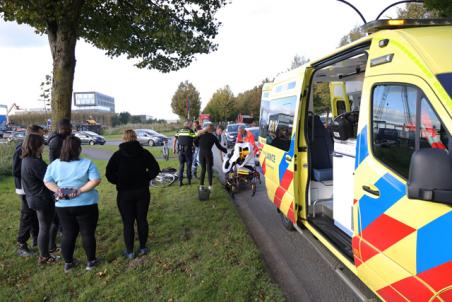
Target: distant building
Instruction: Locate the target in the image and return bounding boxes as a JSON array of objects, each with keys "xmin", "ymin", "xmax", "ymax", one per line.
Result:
[{"xmin": 73, "ymin": 91, "xmax": 115, "ymax": 113}]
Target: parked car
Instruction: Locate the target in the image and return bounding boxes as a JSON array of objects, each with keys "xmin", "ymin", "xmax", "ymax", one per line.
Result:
[
  {"xmin": 74, "ymin": 131, "xmax": 106, "ymax": 145},
  {"xmin": 135, "ymin": 129, "xmax": 168, "ymax": 146},
  {"xmin": 225, "ymin": 123, "xmax": 246, "ymax": 148},
  {"xmin": 7, "ymin": 131, "xmax": 26, "ymax": 143}
]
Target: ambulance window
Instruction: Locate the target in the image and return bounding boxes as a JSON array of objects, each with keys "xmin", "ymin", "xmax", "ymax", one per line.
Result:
[
  {"xmin": 372, "ymin": 84, "xmax": 448, "ymax": 178},
  {"xmin": 260, "ymin": 96, "xmax": 297, "ymax": 151},
  {"xmin": 420, "ymin": 98, "xmax": 448, "ymax": 150},
  {"xmin": 372, "ymin": 85, "xmax": 417, "ymax": 178},
  {"xmin": 437, "ymin": 73, "xmax": 452, "ymax": 99},
  {"xmin": 337, "ymin": 100, "xmax": 347, "ymax": 115},
  {"xmin": 259, "ymin": 100, "xmax": 270, "ymax": 138}
]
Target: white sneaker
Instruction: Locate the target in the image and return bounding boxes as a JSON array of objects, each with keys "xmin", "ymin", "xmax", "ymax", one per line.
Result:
[{"xmin": 208, "ymin": 186, "xmax": 212, "ymax": 192}]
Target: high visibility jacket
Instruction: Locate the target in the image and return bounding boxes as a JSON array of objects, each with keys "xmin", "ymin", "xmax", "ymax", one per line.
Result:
[
  {"xmin": 175, "ymin": 127, "xmax": 196, "ymax": 148},
  {"xmin": 236, "ymin": 131, "xmax": 257, "ymax": 154}
]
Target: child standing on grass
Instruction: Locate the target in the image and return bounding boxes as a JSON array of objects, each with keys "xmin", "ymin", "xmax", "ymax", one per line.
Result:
[
  {"xmin": 106, "ymin": 130, "xmax": 160, "ymax": 260},
  {"xmin": 21, "ymin": 134, "xmax": 58, "ymax": 264},
  {"xmin": 44, "ymin": 136, "xmax": 101, "ymax": 272},
  {"xmin": 12, "ymin": 125, "xmax": 43, "ymax": 257}
]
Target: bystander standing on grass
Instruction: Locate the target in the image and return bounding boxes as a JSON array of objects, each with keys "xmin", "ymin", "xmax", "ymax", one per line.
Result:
[
  {"xmin": 106, "ymin": 130, "xmax": 160, "ymax": 259},
  {"xmin": 44, "ymin": 136, "xmax": 101, "ymax": 272},
  {"xmin": 20, "ymin": 134, "xmax": 57, "ymax": 264},
  {"xmin": 12, "ymin": 125, "xmax": 43, "ymax": 257}
]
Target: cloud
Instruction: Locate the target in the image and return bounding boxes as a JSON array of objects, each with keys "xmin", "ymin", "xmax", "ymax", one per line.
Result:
[{"xmin": 0, "ymin": 21, "xmax": 47, "ymax": 48}]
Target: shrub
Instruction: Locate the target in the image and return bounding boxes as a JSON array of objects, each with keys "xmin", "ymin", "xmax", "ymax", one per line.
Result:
[{"xmin": 0, "ymin": 143, "xmax": 16, "ymax": 176}]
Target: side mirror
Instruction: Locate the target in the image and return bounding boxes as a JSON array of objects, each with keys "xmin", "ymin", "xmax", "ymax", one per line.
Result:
[{"xmin": 407, "ymin": 148, "xmax": 452, "ymax": 205}]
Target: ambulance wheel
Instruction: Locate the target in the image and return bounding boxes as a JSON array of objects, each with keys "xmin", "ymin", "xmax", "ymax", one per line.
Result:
[{"xmin": 279, "ymin": 212, "xmax": 295, "ymax": 231}]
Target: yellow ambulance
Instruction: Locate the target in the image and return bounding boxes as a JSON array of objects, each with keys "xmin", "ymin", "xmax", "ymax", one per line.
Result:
[{"xmin": 258, "ymin": 19, "xmax": 452, "ymax": 301}]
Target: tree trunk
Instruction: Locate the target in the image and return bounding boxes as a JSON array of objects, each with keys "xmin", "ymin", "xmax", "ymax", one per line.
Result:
[{"xmin": 48, "ymin": 26, "xmax": 77, "ymax": 129}]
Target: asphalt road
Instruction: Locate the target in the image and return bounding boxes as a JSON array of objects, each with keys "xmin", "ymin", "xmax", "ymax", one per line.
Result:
[
  {"xmin": 212, "ymin": 147, "xmax": 376, "ymax": 302},
  {"xmin": 82, "ymin": 145, "xmax": 375, "ymax": 302}
]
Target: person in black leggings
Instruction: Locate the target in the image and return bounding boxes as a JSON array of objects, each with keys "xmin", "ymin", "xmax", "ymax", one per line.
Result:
[
  {"xmin": 106, "ymin": 130, "xmax": 160, "ymax": 259},
  {"xmin": 195, "ymin": 122, "xmax": 227, "ymax": 191},
  {"xmin": 21, "ymin": 134, "xmax": 58, "ymax": 265},
  {"xmin": 44, "ymin": 136, "xmax": 102, "ymax": 272}
]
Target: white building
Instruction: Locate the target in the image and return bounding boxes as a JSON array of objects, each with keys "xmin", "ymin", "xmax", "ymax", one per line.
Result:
[{"xmin": 73, "ymin": 91, "xmax": 115, "ymax": 113}]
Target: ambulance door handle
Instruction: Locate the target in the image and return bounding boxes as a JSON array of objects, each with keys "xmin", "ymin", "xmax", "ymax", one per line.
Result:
[
  {"xmin": 285, "ymin": 155, "xmax": 292, "ymax": 162},
  {"xmin": 362, "ymin": 185, "xmax": 380, "ymax": 197}
]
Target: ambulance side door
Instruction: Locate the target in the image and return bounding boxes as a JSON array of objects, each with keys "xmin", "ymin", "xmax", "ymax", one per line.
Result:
[
  {"xmin": 260, "ymin": 95, "xmax": 298, "ymax": 223},
  {"xmin": 353, "ymin": 74, "xmax": 452, "ymax": 301}
]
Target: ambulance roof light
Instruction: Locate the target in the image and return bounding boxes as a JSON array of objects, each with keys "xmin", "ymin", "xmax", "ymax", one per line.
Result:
[{"xmin": 362, "ymin": 19, "xmax": 452, "ymax": 34}]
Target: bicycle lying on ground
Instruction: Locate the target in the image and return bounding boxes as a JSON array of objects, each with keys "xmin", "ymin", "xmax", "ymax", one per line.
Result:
[{"xmin": 150, "ymin": 168, "xmax": 177, "ymax": 187}]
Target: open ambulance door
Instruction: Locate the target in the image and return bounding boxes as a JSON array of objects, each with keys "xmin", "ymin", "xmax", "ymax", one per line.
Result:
[
  {"xmin": 259, "ymin": 67, "xmax": 308, "ymax": 229},
  {"xmin": 295, "ymin": 66, "xmax": 314, "ymax": 222}
]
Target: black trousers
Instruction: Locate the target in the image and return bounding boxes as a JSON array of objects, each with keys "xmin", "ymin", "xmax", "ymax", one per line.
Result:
[
  {"xmin": 49, "ymin": 214, "xmax": 59, "ymax": 251},
  {"xmin": 56, "ymin": 204, "xmax": 99, "ymax": 263},
  {"xmin": 117, "ymin": 188, "xmax": 150, "ymax": 253},
  {"xmin": 199, "ymin": 151, "xmax": 214, "ymax": 186},
  {"xmin": 178, "ymin": 151, "xmax": 193, "ymax": 182},
  {"xmin": 17, "ymin": 195, "xmax": 38, "ymax": 245},
  {"xmin": 36, "ymin": 205, "xmax": 55, "ymax": 258}
]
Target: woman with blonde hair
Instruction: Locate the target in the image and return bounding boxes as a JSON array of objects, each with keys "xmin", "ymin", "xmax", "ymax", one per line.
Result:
[{"xmin": 106, "ymin": 129, "xmax": 160, "ymax": 259}]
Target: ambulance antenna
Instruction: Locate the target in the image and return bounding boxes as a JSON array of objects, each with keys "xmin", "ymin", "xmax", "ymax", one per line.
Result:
[
  {"xmin": 336, "ymin": 0, "xmax": 367, "ymax": 24},
  {"xmin": 376, "ymin": 0, "xmax": 424, "ymax": 20}
]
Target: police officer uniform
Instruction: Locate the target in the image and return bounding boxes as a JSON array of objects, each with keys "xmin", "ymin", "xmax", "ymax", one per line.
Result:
[{"xmin": 174, "ymin": 127, "xmax": 196, "ymax": 185}]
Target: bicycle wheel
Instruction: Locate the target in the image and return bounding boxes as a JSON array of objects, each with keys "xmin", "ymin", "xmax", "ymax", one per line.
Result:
[{"xmin": 150, "ymin": 173, "xmax": 176, "ymax": 187}]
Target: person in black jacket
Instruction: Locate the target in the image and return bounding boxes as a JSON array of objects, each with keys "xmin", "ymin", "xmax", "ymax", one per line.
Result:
[
  {"xmin": 12, "ymin": 125, "xmax": 42, "ymax": 257},
  {"xmin": 106, "ymin": 130, "xmax": 160, "ymax": 259},
  {"xmin": 195, "ymin": 122, "xmax": 227, "ymax": 191},
  {"xmin": 21, "ymin": 134, "xmax": 58, "ymax": 264},
  {"xmin": 46, "ymin": 119, "xmax": 71, "ymax": 251},
  {"xmin": 48, "ymin": 118, "xmax": 72, "ymax": 163}
]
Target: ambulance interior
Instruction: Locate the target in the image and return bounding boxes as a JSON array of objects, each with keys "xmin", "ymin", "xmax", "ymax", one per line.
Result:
[{"xmin": 306, "ymin": 52, "xmax": 368, "ymax": 260}]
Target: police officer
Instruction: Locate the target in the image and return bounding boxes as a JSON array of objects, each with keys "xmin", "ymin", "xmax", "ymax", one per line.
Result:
[{"xmin": 173, "ymin": 121, "xmax": 196, "ymax": 186}]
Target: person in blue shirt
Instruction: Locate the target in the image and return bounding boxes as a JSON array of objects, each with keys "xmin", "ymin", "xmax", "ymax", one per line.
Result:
[{"xmin": 44, "ymin": 136, "xmax": 101, "ymax": 273}]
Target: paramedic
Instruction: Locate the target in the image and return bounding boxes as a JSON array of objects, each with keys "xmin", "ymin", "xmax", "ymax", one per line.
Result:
[
  {"xmin": 173, "ymin": 121, "xmax": 196, "ymax": 186},
  {"xmin": 195, "ymin": 122, "xmax": 227, "ymax": 191},
  {"xmin": 236, "ymin": 125, "xmax": 258, "ymax": 154}
]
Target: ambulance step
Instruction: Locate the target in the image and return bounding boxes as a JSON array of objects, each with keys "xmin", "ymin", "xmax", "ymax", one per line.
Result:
[{"xmin": 310, "ymin": 216, "xmax": 353, "ymax": 259}]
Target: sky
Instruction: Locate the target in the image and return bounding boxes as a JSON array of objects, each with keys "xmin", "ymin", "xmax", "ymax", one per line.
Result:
[{"xmin": 0, "ymin": 0, "xmax": 400, "ymax": 120}]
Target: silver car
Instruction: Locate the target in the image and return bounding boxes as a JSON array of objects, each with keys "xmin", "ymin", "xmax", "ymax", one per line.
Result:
[{"xmin": 135, "ymin": 129, "xmax": 168, "ymax": 146}]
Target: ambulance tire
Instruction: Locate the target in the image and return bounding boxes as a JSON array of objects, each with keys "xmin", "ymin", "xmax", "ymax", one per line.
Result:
[{"xmin": 279, "ymin": 212, "xmax": 295, "ymax": 231}]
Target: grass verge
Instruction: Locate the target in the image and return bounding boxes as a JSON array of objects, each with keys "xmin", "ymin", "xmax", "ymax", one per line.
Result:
[{"xmin": 0, "ymin": 146, "xmax": 284, "ymax": 302}]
